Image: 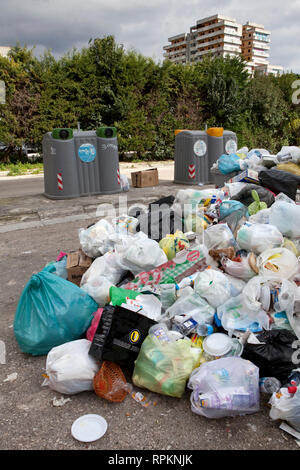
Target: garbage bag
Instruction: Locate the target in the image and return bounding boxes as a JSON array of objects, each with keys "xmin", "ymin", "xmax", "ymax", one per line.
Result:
[
  {"xmin": 218, "ymin": 200, "xmax": 249, "ymax": 235},
  {"xmin": 241, "ymin": 329, "xmax": 299, "ymax": 383},
  {"xmin": 115, "ymin": 231, "xmax": 168, "ymax": 276},
  {"xmin": 13, "ymin": 271, "xmax": 98, "ymax": 356},
  {"xmin": 132, "ymin": 335, "xmax": 195, "ymax": 398},
  {"xmin": 80, "ymin": 252, "xmax": 126, "ymax": 306},
  {"xmin": 256, "ymin": 247, "xmax": 298, "ymax": 281},
  {"xmin": 236, "ymin": 223, "xmax": 284, "ymax": 254},
  {"xmin": 188, "ymin": 357, "xmax": 260, "ymax": 418},
  {"xmin": 248, "ymin": 190, "xmax": 268, "ymax": 215},
  {"xmin": 269, "ymin": 201, "xmax": 300, "ymax": 238},
  {"xmin": 164, "ymin": 292, "xmax": 215, "ymax": 323},
  {"xmin": 42, "ymin": 339, "xmax": 99, "ymax": 395},
  {"xmin": 231, "ymin": 183, "xmax": 275, "ymax": 207},
  {"xmin": 221, "ymin": 254, "xmax": 257, "ymax": 281},
  {"xmin": 79, "ymin": 219, "xmax": 116, "ymax": 258},
  {"xmin": 203, "ymin": 223, "xmax": 238, "ymax": 251},
  {"xmin": 86, "ymin": 308, "xmax": 103, "ymax": 342},
  {"xmin": 276, "ymin": 162, "xmax": 300, "ymax": 177},
  {"xmin": 159, "ymin": 230, "xmax": 190, "ymax": 260},
  {"xmin": 88, "ymin": 305, "xmax": 156, "ymax": 368},
  {"xmin": 258, "ymin": 169, "xmax": 300, "ymax": 200},
  {"xmin": 136, "ymin": 208, "xmax": 184, "ymax": 243},
  {"xmin": 218, "ymin": 153, "xmax": 245, "ymax": 174},
  {"xmin": 193, "ymin": 269, "xmax": 232, "ymax": 308},
  {"xmin": 269, "ymin": 386, "xmax": 300, "ymax": 432},
  {"xmin": 217, "ymin": 293, "xmax": 270, "ymax": 334},
  {"xmin": 42, "ymin": 256, "xmax": 68, "ymax": 279}
]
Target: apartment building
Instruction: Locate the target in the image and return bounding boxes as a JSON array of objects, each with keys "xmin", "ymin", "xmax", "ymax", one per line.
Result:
[
  {"xmin": 163, "ymin": 14, "xmax": 283, "ymax": 76},
  {"xmin": 0, "ymin": 46, "xmax": 11, "ymax": 58}
]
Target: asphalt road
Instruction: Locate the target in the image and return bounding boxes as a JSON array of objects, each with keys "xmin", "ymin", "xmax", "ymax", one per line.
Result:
[{"xmin": 0, "ymin": 177, "xmax": 299, "ymax": 454}]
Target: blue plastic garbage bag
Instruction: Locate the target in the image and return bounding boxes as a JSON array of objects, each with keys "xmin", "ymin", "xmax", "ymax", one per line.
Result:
[
  {"xmin": 13, "ymin": 271, "xmax": 98, "ymax": 356},
  {"xmin": 218, "ymin": 154, "xmax": 242, "ymax": 175}
]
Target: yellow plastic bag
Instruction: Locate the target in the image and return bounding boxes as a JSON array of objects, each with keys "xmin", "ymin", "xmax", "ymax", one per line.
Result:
[
  {"xmin": 159, "ymin": 230, "xmax": 189, "ymax": 260},
  {"xmin": 276, "ymin": 162, "xmax": 300, "ymax": 176},
  {"xmin": 132, "ymin": 336, "xmax": 195, "ymax": 398}
]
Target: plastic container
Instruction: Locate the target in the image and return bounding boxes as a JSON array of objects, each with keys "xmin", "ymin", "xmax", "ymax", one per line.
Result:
[
  {"xmin": 202, "ymin": 333, "xmax": 233, "ymax": 360},
  {"xmin": 196, "ymin": 323, "xmax": 214, "ymax": 337},
  {"xmin": 259, "ymin": 377, "xmax": 281, "ymax": 394}
]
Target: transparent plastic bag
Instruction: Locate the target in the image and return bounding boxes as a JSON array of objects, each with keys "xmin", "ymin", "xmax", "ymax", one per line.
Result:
[
  {"xmin": 217, "ymin": 293, "xmax": 270, "ymax": 334},
  {"xmin": 269, "ymin": 201, "xmax": 300, "ymax": 238},
  {"xmin": 203, "ymin": 223, "xmax": 238, "ymax": 251},
  {"xmin": 188, "ymin": 357, "xmax": 260, "ymax": 418},
  {"xmin": 132, "ymin": 335, "xmax": 195, "ymax": 398},
  {"xmin": 236, "ymin": 223, "xmax": 284, "ymax": 254},
  {"xmin": 42, "ymin": 339, "xmax": 100, "ymax": 395},
  {"xmin": 79, "ymin": 219, "xmax": 116, "ymax": 258},
  {"xmin": 164, "ymin": 292, "xmax": 215, "ymax": 323}
]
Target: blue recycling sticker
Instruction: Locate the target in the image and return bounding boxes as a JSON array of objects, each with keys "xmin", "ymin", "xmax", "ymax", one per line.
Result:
[{"xmin": 78, "ymin": 143, "xmax": 96, "ymax": 162}]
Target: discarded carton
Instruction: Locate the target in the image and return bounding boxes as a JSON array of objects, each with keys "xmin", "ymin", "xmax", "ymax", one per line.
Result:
[
  {"xmin": 66, "ymin": 250, "xmax": 92, "ymax": 286},
  {"xmin": 131, "ymin": 168, "xmax": 159, "ymax": 188},
  {"xmin": 228, "ymin": 169, "xmax": 260, "ymax": 184}
]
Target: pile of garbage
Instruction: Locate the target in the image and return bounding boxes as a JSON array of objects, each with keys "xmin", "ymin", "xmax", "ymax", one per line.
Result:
[{"xmin": 13, "ymin": 145, "xmax": 300, "ymax": 441}]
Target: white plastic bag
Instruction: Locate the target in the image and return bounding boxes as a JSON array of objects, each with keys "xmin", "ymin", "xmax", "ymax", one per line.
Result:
[
  {"xmin": 78, "ymin": 219, "xmax": 116, "ymax": 258},
  {"xmin": 194, "ymin": 269, "xmax": 232, "ymax": 308},
  {"xmin": 236, "ymin": 223, "xmax": 284, "ymax": 254},
  {"xmin": 115, "ymin": 231, "xmax": 168, "ymax": 276},
  {"xmin": 164, "ymin": 292, "xmax": 215, "ymax": 323},
  {"xmin": 269, "ymin": 201, "xmax": 300, "ymax": 238},
  {"xmin": 188, "ymin": 357, "xmax": 260, "ymax": 419},
  {"xmin": 248, "ymin": 208, "xmax": 271, "ymax": 225},
  {"xmin": 242, "ymin": 276, "xmax": 271, "ymax": 312},
  {"xmin": 221, "ymin": 255, "xmax": 257, "ymax": 281},
  {"xmin": 80, "ymin": 252, "xmax": 126, "ymax": 306},
  {"xmin": 256, "ymin": 247, "xmax": 299, "ymax": 281},
  {"xmin": 269, "ymin": 387, "xmax": 300, "ymax": 432},
  {"xmin": 217, "ymin": 293, "xmax": 270, "ymax": 334},
  {"xmin": 42, "ymin": 339, "xmax": 99, "ymax": 395}
]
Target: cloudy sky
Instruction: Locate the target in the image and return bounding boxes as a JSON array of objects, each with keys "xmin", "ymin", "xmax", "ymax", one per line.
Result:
[{"xmin": 0, "ymin": 0, "xmax": 300, "ymax": 72}]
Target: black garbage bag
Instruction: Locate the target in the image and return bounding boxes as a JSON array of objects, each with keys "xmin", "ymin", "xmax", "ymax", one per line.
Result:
[
  {"xmin": 242, "ymin": 329, "xmax": 299, "ymax": 383},
  {"xmin": 135, "ymin": 196, "xmax": 183, "ymax": 242},
  {"xmin": 89, "ymin": 305, "xmax": 156, "ymax": 369},
  {"xmin": 258, "ymin": 169, "xmax": 300, "ymax": 200},
  {"xmin": 231, "ymin": 183, "xmax": 275, "ymax": 207}
]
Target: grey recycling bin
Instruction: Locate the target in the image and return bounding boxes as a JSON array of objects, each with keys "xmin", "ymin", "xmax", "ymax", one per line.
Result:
[
  {"xmin": 174, "ymin": 128, "xmax": 237, "ymax": 185},
  {"xmin": 42, "ymin": 127, "xmax": 122, "ymax": 199},
  {"xmin": 174, "ymin": 130, "xmax": 209, "ymax": 185}
]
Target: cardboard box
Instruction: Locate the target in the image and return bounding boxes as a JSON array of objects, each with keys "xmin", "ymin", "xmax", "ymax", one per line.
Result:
[
  {"xmin": 66, "ymin": 249, "xmax": 92, "ymax": 286},
  {"xmin": 228, "ymin": 169, "xmax": 260, "ymax": 184},
  {"xmin": 131, "ymin": 168, "xmax": 159, "ymax": 188}
]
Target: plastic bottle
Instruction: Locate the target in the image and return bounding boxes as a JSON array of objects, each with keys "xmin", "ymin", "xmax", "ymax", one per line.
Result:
[
  {"xmin": 196, "ymin": 323, "xmax": 214, "ymax": 337},
  {"xmin": 259, "ymin": 377, "xmax": 281, "ymax": 394},
  {"xmin": 148, "ymin": 323, "xmax": 174, "ymax": 343}
]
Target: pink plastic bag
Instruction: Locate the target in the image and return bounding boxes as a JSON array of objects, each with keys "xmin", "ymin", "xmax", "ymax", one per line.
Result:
[{"xmin": 86, "ymin": 308, "xmax": 103, "ymax": 342}]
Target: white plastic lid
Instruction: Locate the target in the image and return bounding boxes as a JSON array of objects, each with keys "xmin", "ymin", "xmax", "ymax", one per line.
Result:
[
  {"xmin": 203, "ymin": 333, "xmax": 233, "ymax": 356},
  {"xmin": 71, "ymin": 414, "xmax": 108, "ymax": 442}
]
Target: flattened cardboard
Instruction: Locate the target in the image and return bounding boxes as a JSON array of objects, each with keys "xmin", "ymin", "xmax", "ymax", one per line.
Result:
[{"xmin": 131, "ymin": 168, "xmax": 159, "ymax": 188}]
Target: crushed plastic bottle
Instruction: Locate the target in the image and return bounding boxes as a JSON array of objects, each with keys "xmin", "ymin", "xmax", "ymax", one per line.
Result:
[{"xmin": 259, "ymin": 377, "xmax": 281, "ymax": 394}]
